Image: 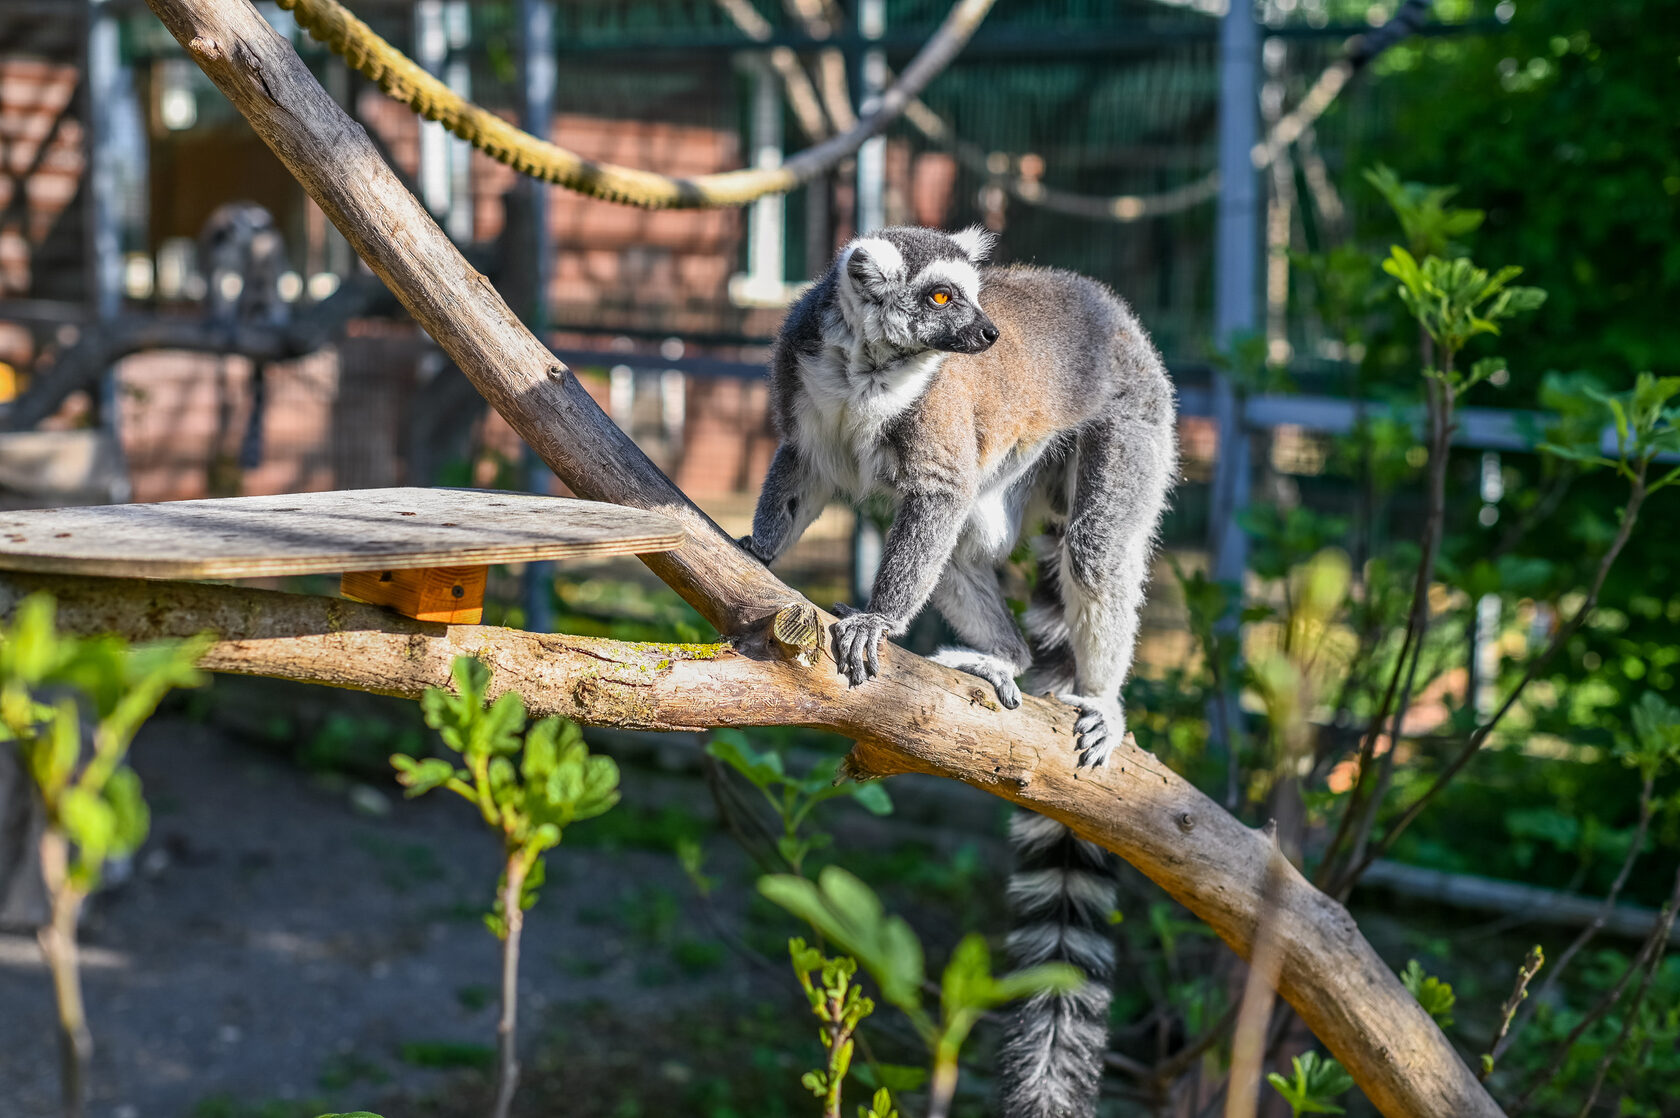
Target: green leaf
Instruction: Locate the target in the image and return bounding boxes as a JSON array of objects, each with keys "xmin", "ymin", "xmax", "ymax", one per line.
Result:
[
  {"xmin": 60, "ymin": 785, "xmax": 115, "ymax": 883},
  {"xmin": 1624, "ymin": 692, "xmax": 1680, "ymax": 780},
  {"xmin": 854, "ymin": 1064, "xmax": 927, "ymax": 1093},
  {"xmin": 25, "ymin": 698, "xmax": 81, "ymax": 798},
  {"xmin": 1267, "ymin": 1051, "xmax": 1354, "ymax": 1117},
  {"xmin": 103, "ymin": 766, "xmax": 150, "ymax": 856},
  {"xmin": 390, "ymin": 755, "xmax": 459, "ymax": 797},
  {"xmin": 1399, "ymin": 960, "xmax": 1457, "ymax": 1028},
  {"xmin": 705, "ymin": 730, "xmax": 784, "ymax": 790},
  {"xmin": 850, "ymin": 781, "xmax": 894, "ymax": 816},
  {"xmin": 4, "ymin": 594, "xmax": 62, "ymax": 686},
  {"xmin": 759, "ymin": 867, "xmax": 926, "ymax": 1013}
]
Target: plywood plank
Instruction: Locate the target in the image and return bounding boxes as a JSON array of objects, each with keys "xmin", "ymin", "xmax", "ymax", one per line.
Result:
[{"xmin": 0, "ymin": 488, "xmax": 685, "ymax": 579}]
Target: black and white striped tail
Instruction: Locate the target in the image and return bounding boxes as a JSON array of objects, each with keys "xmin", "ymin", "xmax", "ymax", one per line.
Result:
[
  {"xmin": 996, "ymin": 812, "xmax": 1118, "ymax": 1118},
  {"xmin": 997, "ymin": 530, "xmax": 1118, "ymax": 1118}
]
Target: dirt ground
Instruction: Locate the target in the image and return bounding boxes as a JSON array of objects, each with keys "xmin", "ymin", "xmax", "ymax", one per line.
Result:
[
  {"xmin": 0, "ymin": 713, "xmax": 763, "ymax": 1117},
  {"xmin": 0, "ymin": 682, "xmax": 1007, "ymax": 1118}
]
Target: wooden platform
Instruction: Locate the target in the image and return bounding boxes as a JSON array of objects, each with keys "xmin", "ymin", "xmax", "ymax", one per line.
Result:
[{"xmin": 0, "ymin": 487, "xmax": 684, "ymax": 580}]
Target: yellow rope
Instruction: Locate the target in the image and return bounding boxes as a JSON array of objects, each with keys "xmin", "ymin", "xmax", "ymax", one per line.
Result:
[{"xmin": 276, "ymin": 0, "xmax": 995, "ymax": 210}]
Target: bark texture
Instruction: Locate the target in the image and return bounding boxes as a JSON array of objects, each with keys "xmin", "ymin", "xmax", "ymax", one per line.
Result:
[{"xmin": 102, "ymin": 3, "xmax": 1504, "ymax": 1115}]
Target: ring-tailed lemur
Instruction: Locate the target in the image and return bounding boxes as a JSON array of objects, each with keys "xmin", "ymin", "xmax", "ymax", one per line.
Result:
[{"xmin": 741, "ymin": 226, "xmax": 1177, "ymax": 1118}]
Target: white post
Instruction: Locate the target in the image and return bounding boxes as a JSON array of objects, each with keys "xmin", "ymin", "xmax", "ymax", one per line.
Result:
[
  {"xmin": 854, "ymin": 0, "xmax": 887, "ymax": 236},
  {"xmin": 746, "ymin": 57, "xmax": 786, "ymax": 298},
  {"xmin": 416, "ymin": 0, "xmax": 473, "ymax": 242},
  {"xmin": 850, "ymin": 0, "xmax": 887, "ymax": 603}
]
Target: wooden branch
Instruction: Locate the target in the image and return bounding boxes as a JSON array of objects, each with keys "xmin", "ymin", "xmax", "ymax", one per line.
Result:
[{"xmin": 126, "ymin": 3, "xmax": 1503, "ymax": 1115}]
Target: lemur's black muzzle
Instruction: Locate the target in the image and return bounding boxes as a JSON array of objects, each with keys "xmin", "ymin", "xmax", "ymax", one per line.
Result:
[{"xmin": 939, "ymin": 312, "xmax": 1000, "ymax": 354}]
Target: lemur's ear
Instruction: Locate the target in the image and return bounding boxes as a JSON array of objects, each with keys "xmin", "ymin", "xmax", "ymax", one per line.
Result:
[
  {"xmin": 950, "ymin": 224, "xmax": 996, "ymax": 264},
  {"xmin": 842, "ymin": 237, "xmax": 906, "ymax": 301}
]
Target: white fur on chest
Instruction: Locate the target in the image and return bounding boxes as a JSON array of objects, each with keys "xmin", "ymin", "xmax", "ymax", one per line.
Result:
[
  {"xmin": 958, "ymin": 441, "xmax": 1049, "ymax": 563},
  {"xmin": 790, "ymin": 347, "xmax": 944, "ymax": 498}
]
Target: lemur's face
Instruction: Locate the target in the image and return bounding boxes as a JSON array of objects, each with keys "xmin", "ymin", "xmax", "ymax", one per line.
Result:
[{"xmin": 836, "ymin": 226, "xmax": 1000, "ymax": 356}]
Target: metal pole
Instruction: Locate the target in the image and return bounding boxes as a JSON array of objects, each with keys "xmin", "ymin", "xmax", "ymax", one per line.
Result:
[
  {"xmin": 850, "ymin": 0, "xmax": 887, "ymax": 603},
  {"xmin": 84, "ymin": 0, "xmax": 126, "ymax": 444},
  {"xmin": 1209, "ymin": 0, "xmax": 1260, "ymax": 800},
  {"xmin": 519, "ymin": 0, "xmax": 557, "ymax": 633},
  {"xmin": 1211, "ymin": 0, "xmax": 1259, "ymax": 583}
]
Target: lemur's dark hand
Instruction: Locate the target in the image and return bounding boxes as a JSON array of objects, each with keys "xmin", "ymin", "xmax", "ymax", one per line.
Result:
[
  {"xmin": 737, "ymin": 535, "xmax": 771, "ymax": 565},
  {"xmin": 829, "ymin": 606, "xmax": 894, "ymax": 687}
]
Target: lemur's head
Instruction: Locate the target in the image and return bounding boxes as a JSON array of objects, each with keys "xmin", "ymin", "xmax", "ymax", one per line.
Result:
[{"xmin": 834, "ymin": 225, "xmax": 999, "ymax": 355}]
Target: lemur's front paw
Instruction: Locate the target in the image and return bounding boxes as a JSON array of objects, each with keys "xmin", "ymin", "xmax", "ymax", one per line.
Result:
[
  {"xmin": 829, "ymin": 607, "xmax": 894, "ymax": 687},
  {"xmin": 1056, "ymin": 693, "xmax": 1124, "ymax": 769},
  {"xmin": 929, "ymin": 648, "xmax": 1022, "ymax": 709}
]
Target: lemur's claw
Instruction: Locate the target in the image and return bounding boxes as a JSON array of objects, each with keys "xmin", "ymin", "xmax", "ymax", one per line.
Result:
[
  {"xmin": 1058, "ymin": 693, "xmax": 1124, "ymax": 769},
  {"xmin": 830, "ymin": 610, "xmax": 892, "ymax": 687}
]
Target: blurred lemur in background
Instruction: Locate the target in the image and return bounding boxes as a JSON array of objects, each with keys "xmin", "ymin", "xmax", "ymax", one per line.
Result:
[{"xmin": 741, "ymin": 225, "xmax": 1178, "ymax": 1117}]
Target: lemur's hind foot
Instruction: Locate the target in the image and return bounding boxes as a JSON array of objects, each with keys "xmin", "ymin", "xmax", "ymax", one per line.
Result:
[
  {"xmin": 929, "ymin": 647, "xmax": 1022, "ymax": 708},
  {"xmin": 1056, "ymin": 694, "xmax": 1124, "ymax": 768}
]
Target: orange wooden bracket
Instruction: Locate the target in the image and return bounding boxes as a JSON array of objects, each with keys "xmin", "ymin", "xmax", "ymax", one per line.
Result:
[{"xmin": 340, "ymin": 565, "xmax": 488, "ymax": 624}]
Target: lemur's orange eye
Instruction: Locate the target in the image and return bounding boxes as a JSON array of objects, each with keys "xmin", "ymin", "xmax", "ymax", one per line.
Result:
[{"xmin": 930, "ymin": 289, "xmax": 951, "ymax": 306}]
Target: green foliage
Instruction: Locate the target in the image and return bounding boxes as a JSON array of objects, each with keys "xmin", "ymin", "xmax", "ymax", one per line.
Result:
[
  {"xmin": 300, "ymin": 711, "xmax": 425, "ymax": 775},
  {"xmin": 1624, "ymin": 691, "xmax": 1680, "ymax": 781},
  {"xmin": 707, "ymin": 731, "xmax": 891, "ymax": 874},
  {"xmin": 0, "ymin": 594, "xmax": 208, "ymax": 890},
  {"xmin": 1291, "ymin": 243, "xmax": 1380, "ymax": 346},
  {"xmin": 760, "ymin": 865, "xmax": 1080, "ymax": 1110},
  {"xmin": 935, "ymin": 932, "xmax": 1081, "ymax": 1059},
  {"xmin": 1500, "ymin": 950, "xmax": 1680, "ymax": 1115},
  {"xmin": 1399, "ymin": 960, "xmax": 1457, "ymax": 1029},
  {"xmin": 1364, "ymin": 164, "xmax": 1484, "ymax": 259},
  {"xmin": 789, "ymin": 938, "xmax": 878, "ymax": 1114},
  {"xmin": 1212, "ymin": 328, "xmax": 1293, "ymax": 394},
  {"xmin": 397, "ymin": 655, "xmax": 619, "ymax": 937},
  {"xmin": 1266, "ymin": 1051, "xmax": 1355, "ymax": 1117},
  {"xmin": 1539, "ymin": 372, "xmax": 1680, "ymax": 488},
  {"xmin": 759, "ymin": 867, "xmax": 926, "ymax": 1017},
  {"xmin": 1370, "ymin": 1, "xmax": 1680, "ymax": 381},
  {"xmin": 1238, "ymin": 505, "xmax": 1351, "ymax": 584},
  {"xmin": 399, "ymin": 1040, "xmax": 496, "ymax": 1070},
  {"xmin": 856, "ymin": 1088, "xmax": 898, "ymax": 1118},
  {"xmin": 1380, "ymin": 246, "xmax": 1546, "ymax": 376}
]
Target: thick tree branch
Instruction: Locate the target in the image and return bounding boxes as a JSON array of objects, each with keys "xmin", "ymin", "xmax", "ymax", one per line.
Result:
[{"xmin": 116, "ymin": 3, "xmax": 1501, "ymax": 1115}]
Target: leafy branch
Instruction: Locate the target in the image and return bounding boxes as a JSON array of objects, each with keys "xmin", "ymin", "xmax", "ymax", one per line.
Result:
[
  {"xmin": 0, "ymin": 594, "xmax": 208, "ymax": 1118},
  {"xmin": 395, "ymin": 655, "xmax": 620, "ymax": 1118},
  {"xmin": 761, "ymin": 865, "xmax": 1080, "ymax": 1118},
  {"xmin": 706, "ymin": 731, "xmax": 892, "ymax": 876}
]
